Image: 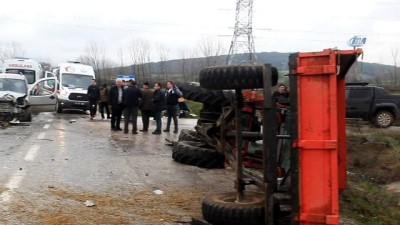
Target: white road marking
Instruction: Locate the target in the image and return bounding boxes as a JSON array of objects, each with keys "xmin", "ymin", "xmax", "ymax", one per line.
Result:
[
  {"xmin": 43, "ymin": 124, "xmax": 50, "ymax": 129},
  {"xmin": 6, "ymin": 170, "xmax": 26, "ymax": 189},
  {"xmin": 24, "ymin": 145, "xmax": 40, "ymax": 161},
  {"xmin": 0, "ymin": 170, "xmax": 27, "ymax": 203},
  {"xmin": 37, "ymin": 132, "xmax": 46, "ymax": 140},
  {"xmin": 47, "ymin": 119, "xmax": 53, "ymax": 122}
]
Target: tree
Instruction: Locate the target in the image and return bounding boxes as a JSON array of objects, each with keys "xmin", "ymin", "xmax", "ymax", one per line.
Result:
[
  {"xmin": 391, "ymin": 48, "xmax": 398, "ymax": 88},
  {"xmin": 178, "ymin": 48, "xmax": 200, "ymax": 82},
  {"xmin": 116, "ymin": 47, "xmax": 125, "ymax": 74},
  {"xmin": 157, "ymin": 43, "xmax": 170, "ymax": 82},
  {"xmin": 197, "ymin": 37, "xmax": 225, "ymax": 68},
  {"xmin": 128, "ymin": 38, "xmax": 152, "ymax": 83},
  {"xmin": 77, "ymin": 41, "xmax": 105, "ymax": 80},
  {"xmin": 0, "ymin": 41, "xmax": 26, "ymax": 60}
]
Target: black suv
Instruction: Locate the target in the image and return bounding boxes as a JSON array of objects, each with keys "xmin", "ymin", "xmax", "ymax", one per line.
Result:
[{"xmin": 346, "ymin": 83, "xmax": 400, "ymax": 128}]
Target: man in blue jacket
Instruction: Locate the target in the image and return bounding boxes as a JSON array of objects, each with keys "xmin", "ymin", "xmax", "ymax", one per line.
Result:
[
  {"xmin": 163, "ymin": 81, "xmax": 182, "ymax": 133},
  {"xmin": 122, "ymin": 80, "xmax": 143, "ymax": 134}
]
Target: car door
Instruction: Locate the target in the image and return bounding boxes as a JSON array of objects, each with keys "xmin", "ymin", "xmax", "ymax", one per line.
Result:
[
  {"xmin": 44, "ymin": 71, "xmax": 54, "ymax": 79},
  {"xmin": 28, "ymin": 77, "xmax": 57, "ymax": 113},
  {"xmin": 346, "ymin": 88, "xmax": 373, "ymax": 117}
]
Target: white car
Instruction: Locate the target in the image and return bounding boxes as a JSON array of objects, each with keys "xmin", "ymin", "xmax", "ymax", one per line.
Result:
[{"xmin": 0, "ymin": 73, "xmax": 57, "ymax": 124}]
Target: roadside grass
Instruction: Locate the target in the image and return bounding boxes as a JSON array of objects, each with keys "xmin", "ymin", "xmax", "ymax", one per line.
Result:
[
  {"xmin": 341, "ymin": 179, "xmax": 400, "ymax": 225},
  {"xmin": 342, "ymin": 129, "xmax": 400, "ymax": 224},
  {"xmin": 373, "ymin": 133, "xmax": 400, "ymax": 149},
  {"xmin": 186, "ymin": 100, "xmax": 202, "ymax": 119},
  {"xmin": 372, "ymin": 133, "xmax": 400, "ymax": 173}
]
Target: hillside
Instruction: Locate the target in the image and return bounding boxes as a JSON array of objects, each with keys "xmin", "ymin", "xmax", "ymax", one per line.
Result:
[{"xmin": 101, "ymin": 52, "xmax": 397, "ymax": 86}]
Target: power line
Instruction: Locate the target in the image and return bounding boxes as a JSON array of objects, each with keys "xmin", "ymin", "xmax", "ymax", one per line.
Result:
[
  {"xmin": 1, "ymin": 16, "xmax": 400, "ymax": 43},
  {"xmin": 0, "ymin": 17, "xmax": 224, "ymax": 37}
]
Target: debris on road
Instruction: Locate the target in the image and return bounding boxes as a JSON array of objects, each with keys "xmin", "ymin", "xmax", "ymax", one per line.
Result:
[
  {"xmin": 85, "ymin": 200, "xmax": 96, "ymax": 207},
  {"xmin": 153, "ymin": 190, "xmax": 164, "ymax": 195},
  {"xmin": 165, "ymin": 138, "xmax": 175, "ymax": 146},
  {"xmin": 69, "ymin": 119, "xmax": 76, "ymax": 123}
]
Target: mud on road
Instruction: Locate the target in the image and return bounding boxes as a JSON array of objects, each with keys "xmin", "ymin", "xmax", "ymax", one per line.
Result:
[{"xmin": 0, "ymin": 113, "xmax": 234, "ymax": 225}]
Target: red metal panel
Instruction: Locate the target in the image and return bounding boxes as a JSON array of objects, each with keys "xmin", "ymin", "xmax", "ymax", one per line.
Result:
[
  {"xmin": 292, "ymin": 49, "xmax": 357, "ymax": 225},
  {"xmin": 337, "ymin": 75, "xmax": 347, "ymax": 190}
]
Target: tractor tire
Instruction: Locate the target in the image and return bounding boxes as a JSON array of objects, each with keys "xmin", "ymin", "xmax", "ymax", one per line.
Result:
[
  {"xmin": 200, "ymin": 65, "xmax": 278, "ymax": 90},
  {"xmin": 181, "ymin": 82, "xmax": 230, "ymax": 107},
  {"xmin": 199, "ymin": 111, "xmax": 221, "ymax": 122},
  {"xmin": 178, "ymin": 129, "xmax": 204, "ymax": 142},
  {"xmin": 374, "ymin": 110, "xmax": 395, "ymax": 128},
  {"xmin": 202, "ymin": 192, "xmax": 265, "ymax": 225},
  {"xmin": 172, "ymin": 141, "xmax": 225, "ymax": 169}
]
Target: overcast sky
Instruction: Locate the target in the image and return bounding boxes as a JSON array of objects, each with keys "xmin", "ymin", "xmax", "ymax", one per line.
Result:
[{"xmin": 0, "ymin": 0, "xmax": 399, "ymax": 66}]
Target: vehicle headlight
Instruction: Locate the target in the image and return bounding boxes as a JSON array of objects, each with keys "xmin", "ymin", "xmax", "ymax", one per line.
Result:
[
  {"xmin": 16, "ymin": 96, "xmax": 27, "ymax": 107},
  {"xmin": 60, "ymin": 89, "xmax": 68, "ymax": 95}
]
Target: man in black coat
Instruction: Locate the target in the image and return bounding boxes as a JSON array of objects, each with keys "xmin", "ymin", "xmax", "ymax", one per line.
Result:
[
  {"xmin": 87, "ymin": 79, "xmax": 100, "ymax": 120},
  {"xmin": 122, "ymin": 80, "xmax": 143, "ymax": 134},
  {"xmin": 108, "ymin": 78, "xmax": 124, "ymax": 131},
  {"xmin": 152, "ymin": 82, "xmax": 165, "ymax": 134},
  {"xmin": 139, "ymin": 81, "xmax": 154, "ymax": 132},
  {"xmin": 164, "ymin": 81, "xmax": 182, "ymax": 133}
]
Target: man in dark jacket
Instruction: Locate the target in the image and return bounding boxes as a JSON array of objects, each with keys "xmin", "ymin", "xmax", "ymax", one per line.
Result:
[
  {"xmin": 122, "ymin": 80, "xmax": 143, "ymax": 134},
  {"xmin": 163, "ymin": 81, "xmax": 182, "ymax": 133},
  {"xmin": 99, "ymin": 83, "xmax": 111, "ymax": 119},
  {"xmin": 108, "ymin": 78, "xmax": 124, "ymax": 131},
  {"xmin": 87, "ymin": 79, "xmax": 100, "ymax": 120},
  {"xmin": 272, "ymin": 83, "xmax": 289, "ymax": 99},
  {"xmin": 152, "ymin": 82, "xmax": 165, "ymax": 134},
  {"xmin": 139, "ymin": 81, "xmax": 154, "ymax": 132}
]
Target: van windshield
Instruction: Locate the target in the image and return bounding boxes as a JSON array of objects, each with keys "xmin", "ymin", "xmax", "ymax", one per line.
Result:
[
  {"xmin": 0, "ymin": 78, "xmax": 27, "ymax": 94},
  {"xmin": 61, "ymin": 73, "xmax": 93, "ymax": 89},
  {"xmin": 5, "ymin": 69, "xmax": 36, "ymax": 84}
]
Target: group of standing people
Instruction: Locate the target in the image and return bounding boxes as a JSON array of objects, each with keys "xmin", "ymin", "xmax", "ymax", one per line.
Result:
[{"xmin": 87, "ymin": 78, "xmax": 183, "ymax": 135}]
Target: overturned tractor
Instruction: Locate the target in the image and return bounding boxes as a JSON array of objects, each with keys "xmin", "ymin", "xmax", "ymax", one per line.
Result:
[{"xmin": 172, "ymin": 49, "xmax": 363, "ymax": 225}]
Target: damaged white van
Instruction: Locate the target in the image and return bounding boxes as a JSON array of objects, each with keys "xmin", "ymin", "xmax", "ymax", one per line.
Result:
[{"xmin": 0, "ymin": 73, "xmax": 57, "ymax": 126}]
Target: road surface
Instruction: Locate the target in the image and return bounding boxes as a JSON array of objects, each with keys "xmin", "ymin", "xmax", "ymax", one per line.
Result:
[{"xmin": 0, "ymin": 112, "xmax": 233, "ymax": 225}]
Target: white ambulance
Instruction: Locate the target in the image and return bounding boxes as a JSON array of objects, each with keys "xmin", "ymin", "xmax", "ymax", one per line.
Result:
[
  {"xmin": 3, "ymin": 58, "xmax": 44, "ymax": 87},
  {"xmin": 48, "ymin": 62, "xmax": 95, "ymax": 113}
]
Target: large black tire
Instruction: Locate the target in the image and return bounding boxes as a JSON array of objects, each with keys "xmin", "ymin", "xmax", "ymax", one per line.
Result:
[
  {"xmin": 374, "ymin": 110, "xmax": 394, "ymax": 128},
  {"xmin": 24, "ymin": 113, "xmax": 32, "ymax": 122},
  {"xmin": 172, "ymin": 141, "xmax": 225, "ymax": 169},
  {"xmin": 178, "ymin": 129, "xmax": 204, "ymax": 142},
  {"xmin": 19, "ymin": 110, "xmax": 32, "ymax": 122},
  {"xmin": 202, "ymin": 192, "xmax": 265, "ymax": 225},
  {"xmin": 199, "ymin": 111, "xmax": 221, "ymax": 123},
  {"xmin": 200, "ymin": 65, "xmax": 278, "ymax": 90},
  {"xmin": 181, "ymin": 82, "xmax": 230, "ymax": 107}
]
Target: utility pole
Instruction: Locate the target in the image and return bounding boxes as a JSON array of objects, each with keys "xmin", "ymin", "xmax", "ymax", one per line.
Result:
[{"xmin": 226, "ymin": 0, "xmax": 256, "ymax": 65}]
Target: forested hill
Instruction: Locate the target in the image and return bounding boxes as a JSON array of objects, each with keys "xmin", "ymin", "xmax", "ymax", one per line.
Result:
[{"xmin": 108, "ymin": 51, "xmax": 396, "ymax": 84}]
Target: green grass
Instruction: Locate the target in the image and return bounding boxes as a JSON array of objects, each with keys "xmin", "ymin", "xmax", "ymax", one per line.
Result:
[
  {"xmin": 374, "ymin": 134, "xmax": 400, "ymax": 149},
  {"xmin": 185, "ymin": 100, "xmax": 202, "ymax": 118},
  {"xmin": 340, "ymin": 179, "xmax": 400, "ymax": 225}
]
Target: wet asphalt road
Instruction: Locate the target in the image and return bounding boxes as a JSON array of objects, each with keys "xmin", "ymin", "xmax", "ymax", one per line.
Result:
[{"xmin": 0, "ymin": 112, "xmax": 234, "ymax": 225}]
